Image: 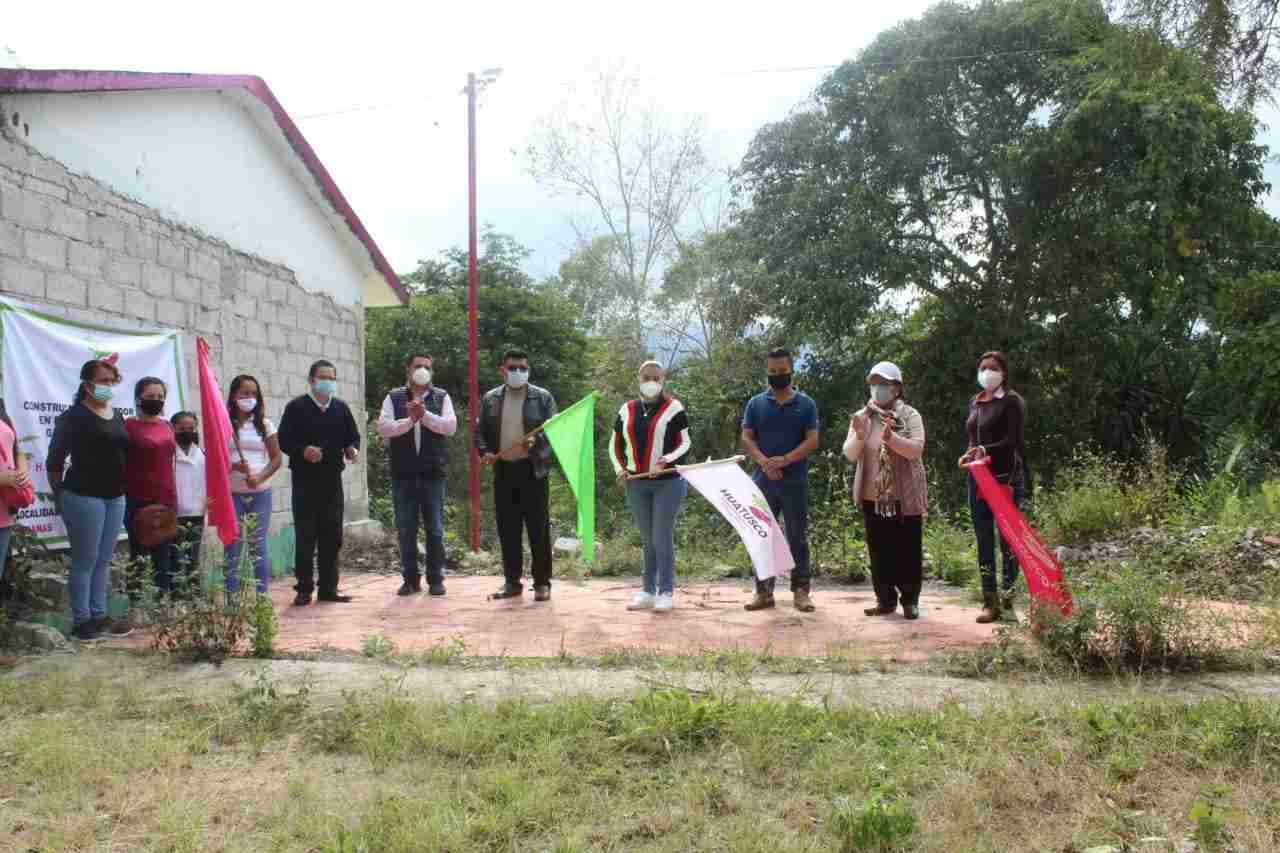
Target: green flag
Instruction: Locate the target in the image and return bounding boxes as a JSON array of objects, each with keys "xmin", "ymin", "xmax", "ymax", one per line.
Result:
[{"xmin": 541, "ymin": 392, "xmax": 598, "ymax": 564}]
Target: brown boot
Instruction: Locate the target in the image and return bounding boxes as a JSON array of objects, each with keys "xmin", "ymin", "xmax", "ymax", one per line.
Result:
[
  {"xmin": 976, "ymin": 594, "xmax": 1001, "ymax": 624},
  {"xmin": 744, "ymin": 592, "xmax": 775, "ymax": 611},
  {"xmin": 793, "ymin": 589, "xmax": 815, "ymax": 613}
]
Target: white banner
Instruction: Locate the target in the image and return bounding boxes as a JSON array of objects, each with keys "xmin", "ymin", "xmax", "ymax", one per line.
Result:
[
  {"xmin": 0, "ymin": 297, "xmax": 188, "ymax": 545},
  {"xmin": 677, "ymin": 458, "xmax": 794, "ymax": 581}
]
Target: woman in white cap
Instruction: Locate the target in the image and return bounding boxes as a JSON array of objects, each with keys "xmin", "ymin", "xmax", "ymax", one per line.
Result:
[{"xmin": 843, "ymin": 361, "xmax": 928, "ymax": 619}]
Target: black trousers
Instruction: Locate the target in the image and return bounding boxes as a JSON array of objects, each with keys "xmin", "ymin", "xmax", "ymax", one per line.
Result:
[
  {"xmin": 494, "ymin": 460, "xmax": 552, "ymax": 588},
  {"xmin": 862, "ymin": 501, "xmax": 923, "ymax": 608},
  {"xmin": 292, "ymin": 474, "xmax": 345, "ymax": 596}
]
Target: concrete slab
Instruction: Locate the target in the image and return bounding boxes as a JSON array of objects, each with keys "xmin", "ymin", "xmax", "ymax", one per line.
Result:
[{"xmin": 248, "ymin": 574, "xmax": 998, "ymax": 662}]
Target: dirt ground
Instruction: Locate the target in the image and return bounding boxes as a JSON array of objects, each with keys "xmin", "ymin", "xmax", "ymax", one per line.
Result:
[{"xmin": 180, "ymin": 573, "xmax": 1002, "ymax": 663}]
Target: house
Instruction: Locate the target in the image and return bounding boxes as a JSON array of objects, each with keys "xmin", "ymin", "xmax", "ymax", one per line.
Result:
[{"xmin": 0, "ymin": 68, "xmax": 408, "ymax": 566}]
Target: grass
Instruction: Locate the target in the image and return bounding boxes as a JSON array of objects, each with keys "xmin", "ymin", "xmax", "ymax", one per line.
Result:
[{"xmin": 2, "ymin": 666, "xmax": 1279, "ymax": 851}]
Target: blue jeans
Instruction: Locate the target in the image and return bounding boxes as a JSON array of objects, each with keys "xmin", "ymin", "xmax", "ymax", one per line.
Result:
[
  {"xmin": 969, "ymin": 468, "xmax": 1028, "ymax": 596},
  {"xmin": 61, "ymin": 490, "xmax": 126, "ymax": 626},
  {"xmin": 125, "ymin": 496, "xmax": 178, "ymax": 596},
  {"xmin": 393, "ymin": 475, "xmax": 446, "ymax": 583},
  {"xmin": 625, "ymin": 476, "xmax": 687, "ymax": 595},
  {"xmin": 223, "ymin": 490, "xmax": 272, "ymax": 593},
  {"xmin": 0, "ymin": 525, "xmax": 12, "ymax": 581},
  {"xmin": 751, "ymin": 472, "xmax": 812, "ymax": 593}
]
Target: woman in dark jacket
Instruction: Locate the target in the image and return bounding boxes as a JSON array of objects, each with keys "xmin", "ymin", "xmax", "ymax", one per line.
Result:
[
  {"xmin": 48, "ymin": 358, "xmax": 133, "ymax": 641},
  {"xmin": 958, "ymin": 351, "xmax": 1027, "ymax": 623}
]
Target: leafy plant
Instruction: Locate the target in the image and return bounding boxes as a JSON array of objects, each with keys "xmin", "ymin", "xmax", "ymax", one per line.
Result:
[
  {"xmin": 249, "ymin": 593, "xmax": 278, "ymax": 659},
  {"xmin": 829, "ymin": 792, "xmax": 918, "ymax": 852}
]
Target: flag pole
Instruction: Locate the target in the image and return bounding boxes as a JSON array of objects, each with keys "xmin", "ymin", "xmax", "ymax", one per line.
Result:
[{"xmin": 673, "ymin": 455, "xmax": 747, "ymax": 472}]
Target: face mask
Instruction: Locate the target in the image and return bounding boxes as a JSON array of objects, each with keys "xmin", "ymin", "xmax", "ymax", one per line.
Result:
[
  {"xmin": 91, "ymin": 384, "xmax": 114, "ymax": 402},
  {"xmin": 138, "ymin": 398, "xmax": 165, "ymax": 417},
  {"xmin": 236, "ymin": 397, "xmax": 257, "ymax": 413},
  {"xmin": 639, "ymin": 380, "xmax": 663, "ymax": 399},
  {"xmin": 313, "ymin": 379, "xmax": 337, "ymax": 397},
  {"xmin": 871, "ymin": 385, "xmax": 895, "ymax": 406},
  {"xmin": 768, "ymin": 373, "xmax": 792, "ymax": 390},
  {"xmin": 505, "ymin": 369, "xmax": 529, "ymax": 390},
  {"xmin": 176, "ymin": 431, "xmax": 198, "ymax": 448},
  {"xmin": 412, "ymin": 367, "xmax": 432, "ymax": 387},
  {"xmin": 978, "ymin": 369, "xmax": 1003, "ymax": 392}
]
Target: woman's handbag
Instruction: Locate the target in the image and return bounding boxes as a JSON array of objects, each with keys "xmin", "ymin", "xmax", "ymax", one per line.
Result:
[
  {"xmin": 134, "ymin": 504, "xmax": 178, "ymax": 547},
  {"xmin": 0, "ymin": 480, "xmax": 34, "ymax": 512}
]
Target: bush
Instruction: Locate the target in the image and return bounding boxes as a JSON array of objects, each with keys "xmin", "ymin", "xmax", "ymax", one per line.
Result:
[
  {"xmin": 1036, "ymin": 441, "xmax": 1176, "ymax": 545},
  {"xmin": 829, "ymin": 792, "xmax": 917, "ymax": 852},
  {"xmin": 1029, "ymin": 561, "xmax": 1247, "ymax": 672},
  {"xmin": 924, "ymin": 520, "xmax": 977, "ymax": 587}
]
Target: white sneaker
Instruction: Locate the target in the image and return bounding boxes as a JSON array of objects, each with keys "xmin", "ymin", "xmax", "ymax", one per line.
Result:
[
  {"xmin": 654, "ymin": 593, "xmax": 674, "ymax": 611},
  {"xmin": 627, "ymin": 592, "xmax": 656, "ymax": 611}
]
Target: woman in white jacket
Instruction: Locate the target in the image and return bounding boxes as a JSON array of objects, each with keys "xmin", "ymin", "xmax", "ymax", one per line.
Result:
[{"xmin": 843, "ymin": 361, "xmax": 928, "ymax": 619}]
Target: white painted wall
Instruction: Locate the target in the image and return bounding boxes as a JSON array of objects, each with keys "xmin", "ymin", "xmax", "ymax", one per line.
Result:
[{"xmin": 8, "ymin": 88, "xmax": 378, "ymax": 307}]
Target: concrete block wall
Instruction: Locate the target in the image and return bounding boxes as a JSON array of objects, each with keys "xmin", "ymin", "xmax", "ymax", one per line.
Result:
[{"xmin": 0, "ymin": 123, "xmax": 369, "ymax": 536}]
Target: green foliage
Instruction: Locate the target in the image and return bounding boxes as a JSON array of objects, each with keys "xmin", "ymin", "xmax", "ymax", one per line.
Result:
[
  {"xmin": 362, "ymin": 633, "xmax": 397, "ymax": 660},
  {"xmin": 829, "ymin": 792, "xmax": 918, "ymax": 852},
  {"xmin": 1035, "ymin": 443, "xmax": 1176, "ymax": 544},
  {"xmin": 248, "ymin": 594, "xmax": 278, "ymax": 659},
  {"xmin": 923, "ymin": 520, "xmax": 977, "ymax": 587}
]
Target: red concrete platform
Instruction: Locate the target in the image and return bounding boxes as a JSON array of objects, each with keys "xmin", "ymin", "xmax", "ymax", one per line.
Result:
[{"xmin": 265, "ymin": 574, "xmax": 999, "ymax": 662}]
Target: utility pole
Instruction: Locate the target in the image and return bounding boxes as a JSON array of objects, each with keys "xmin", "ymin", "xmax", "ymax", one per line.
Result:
[{"xmin": 465, "ymin": 68, "xmax": 501, "ymax": 552}]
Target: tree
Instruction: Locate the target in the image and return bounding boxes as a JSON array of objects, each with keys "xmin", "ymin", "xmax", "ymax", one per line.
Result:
[
  {"xmin": 1115, "ymin": 0, "xmax": 1280, "ymax": 103},
  {"xmin": 365, "ymin": 229, "xmax": 589, "ymax": 413},
  {"xmin": 730, "ymin": 0, "xmax": 1276, "ymax": 488},
  {"xmin": 526, "ymin": 65, "xmax": 713, "ymax": 345}
]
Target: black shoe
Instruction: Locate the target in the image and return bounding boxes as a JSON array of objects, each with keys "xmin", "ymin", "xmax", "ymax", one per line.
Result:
[
  {"xmin": 96, "ymin": 617, "xmax": 135, "ymax": 637},
  {"xmin": 864, "ymin": 604, "xmax": 896, "ymax": 616},
  {"xmin": 902, "ymin": 604, "xmax": 920, "ymax": 620},
  {"xmin": 397, "ymin": 579, "xmax": 421, "ymax": 596},
  {"xmin": 293, "ymin": 592, "xmax": 312, "ymax": 606},
  {"xmin": 73, "ymin": 621, "xmax": 101, "ymax": 641},
  {"xmin": 317, "ymin": 593, "xmax": 353, "ymax": 603},
  {"xmin": 428, "ymin": 583, "xmax": 446, "ymax": 597},
  {"xmin": 533, "ymin": 585, "xmax": 551, "ymax": 602},
  {"xmin": 489, "ymin": 584, "xmax": 523, "ymax": 600}
]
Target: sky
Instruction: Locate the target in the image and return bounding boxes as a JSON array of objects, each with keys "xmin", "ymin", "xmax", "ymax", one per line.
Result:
[{"xmin": 6, "ymin": 0, "xmax": 1280, "ymax": 283}]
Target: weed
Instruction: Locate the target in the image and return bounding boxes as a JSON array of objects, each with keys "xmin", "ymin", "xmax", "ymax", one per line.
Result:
[
  {"xmin": 362, "ymin": 633, "xmax": 397, "ymax": 660},
  {"xmin": 829, "ymin": 792, "xmax": 917, "ymax": 852},
  {"xmin": 248, "ymin": 593, "xmax": 278, "ymax": 658}
]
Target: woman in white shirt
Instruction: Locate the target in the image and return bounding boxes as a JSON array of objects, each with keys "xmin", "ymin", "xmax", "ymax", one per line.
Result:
[
  {"xmin": 171, "ymin": 411, "xmax": 207, "ymax": 598},
  {"xmin": 225, "ymin": 375, "xmax": 282, "ymax": 594}
]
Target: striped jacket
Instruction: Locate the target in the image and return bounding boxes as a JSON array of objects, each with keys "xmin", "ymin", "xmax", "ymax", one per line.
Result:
[{"xmin": 610, "ymin": 397, "xmax": 691, "ymax": 477}]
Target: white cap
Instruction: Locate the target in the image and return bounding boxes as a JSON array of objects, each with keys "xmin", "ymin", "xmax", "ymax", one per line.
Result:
[{"xmin": 867, "ymin": 361, "xmax": 903, "ymax": 384}]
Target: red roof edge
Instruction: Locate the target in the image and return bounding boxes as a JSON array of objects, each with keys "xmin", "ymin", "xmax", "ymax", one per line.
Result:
[{"xmin": 0, "ymin": 69, "xmax": 408, "ymax": 306}]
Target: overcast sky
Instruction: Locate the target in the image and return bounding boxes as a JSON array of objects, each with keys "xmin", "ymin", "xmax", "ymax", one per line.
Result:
[{"xmin": 7, "ymin": 0, "xmax": 1280, "ymax": 283}]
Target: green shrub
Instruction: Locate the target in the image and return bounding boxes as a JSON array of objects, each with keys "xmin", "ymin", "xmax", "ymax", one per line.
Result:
[
  {"xmin": 829, "ymin": 792, "xmax": 917, "ymax": 852},
  {"xmin": 1036, "ymin": 442, "xmax": 1176, "ymax": 545},
  {"xmin": 249, "ymin": 594, "xmax": 278, "ymax": 659},
  {"xmin": 924, "ymin": 521, "xmax": 976, "ymax": 587}
]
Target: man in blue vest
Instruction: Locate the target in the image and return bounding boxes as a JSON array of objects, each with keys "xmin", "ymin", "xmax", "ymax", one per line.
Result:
[{"xmin": 377, "ymin": 352, "xmax": 457, "ymax": 596}]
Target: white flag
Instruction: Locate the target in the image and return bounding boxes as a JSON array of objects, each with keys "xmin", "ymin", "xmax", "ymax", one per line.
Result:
[
  {"xmin": 0, "ymin": 297, "xmax": 188, "ymax": 545},
  {"xmin": 677, "ymin": 459, "xmax": 794, "ymax": 581}
]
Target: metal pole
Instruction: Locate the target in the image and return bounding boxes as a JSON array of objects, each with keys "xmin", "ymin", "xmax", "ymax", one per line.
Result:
[{"xmin": 467, "ymin": 72, "xmax": 481, "ymax": 552}]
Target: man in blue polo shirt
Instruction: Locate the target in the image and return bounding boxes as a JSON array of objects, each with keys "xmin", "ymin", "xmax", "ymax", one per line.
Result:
[{"xmin": 741, "ymin": 347, "xmax": 820, "ymax": 612}]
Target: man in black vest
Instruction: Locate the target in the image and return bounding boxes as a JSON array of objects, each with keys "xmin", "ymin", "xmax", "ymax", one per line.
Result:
[{"xmin": 377, "ymin": 353, "xmax": 457, "ymax": 596}]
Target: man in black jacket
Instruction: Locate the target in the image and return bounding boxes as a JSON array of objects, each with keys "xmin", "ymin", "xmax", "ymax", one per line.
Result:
[
  {"xmin": 377, "ymin": 352, "xmax": 457, "ymax": 597},
  {"xmin": 473, "ymin": 349, "xmax": 557, "ymax": 601},
  {"xmin": 278, "ymin": 359, "xmax": 361, "ymax": 606}
]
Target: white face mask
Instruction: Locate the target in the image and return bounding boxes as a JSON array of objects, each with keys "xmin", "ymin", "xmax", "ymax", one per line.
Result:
[
  {"xmin": 505, "ymin": 368, "xmax": 529, "ymax": 390},
  {"xmin": 412, "ymin": 367, "xmax": 432, "ymax": 387},
  {"xmin": 978, "ymin": 369, "xmax": 1003, "ymax": 392},
  {"xmin": 236, "ymin": 397, "xmax": 257, "ymax": 413},
  {"xmin": 871, "ymin": 384, "xmax": 895, "ymax": 406},
  {"xmin": 639, "ymin": 380, "xmax": 663, "ymax": 399}
]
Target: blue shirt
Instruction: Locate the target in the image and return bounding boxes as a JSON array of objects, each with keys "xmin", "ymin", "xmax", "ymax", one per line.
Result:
[{"xmin": 742, "ymin": 389, "xmax": 819, "ymax": 480}]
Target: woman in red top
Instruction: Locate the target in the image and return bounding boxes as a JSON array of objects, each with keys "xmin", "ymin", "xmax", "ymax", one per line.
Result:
[{"xmin": 124, "ymin": 376, "xmax": 178, "ymax": 597}]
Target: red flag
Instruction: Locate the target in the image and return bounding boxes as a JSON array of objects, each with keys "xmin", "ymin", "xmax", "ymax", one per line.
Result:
[
  {"xmin": 197, "ymin": 338, "xmax": 239, "ymax": 546},
  {"xmin": 967, "ymin": 458, "xmax": 1072, "ymax": 616}
]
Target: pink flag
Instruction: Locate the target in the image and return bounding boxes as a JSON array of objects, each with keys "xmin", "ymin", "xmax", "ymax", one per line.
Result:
[
  {"xmin": 197, "ymin": 338, "xmax": 239, "ymax": 546},
  {"xmin": 967, "ymin": 457, "xmax": 1072, "ymax": 616}
]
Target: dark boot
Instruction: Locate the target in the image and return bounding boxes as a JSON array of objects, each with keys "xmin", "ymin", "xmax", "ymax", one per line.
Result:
[{"xmin": 976, "ymin": 594, "xmax": 1001, "ymax": 624}]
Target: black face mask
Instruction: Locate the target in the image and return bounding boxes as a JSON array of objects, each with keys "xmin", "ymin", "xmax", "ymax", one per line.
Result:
[
  {"xmin": 176, "ymin": 431, "xmax": 198, "ymax": 448},
  {"xmin": 767, "ymin": 373, "xmax": 792, "ymax": 390},
  {"xmin": 138, "ymin": 399, "xmax": 165, "ymax": 416}
]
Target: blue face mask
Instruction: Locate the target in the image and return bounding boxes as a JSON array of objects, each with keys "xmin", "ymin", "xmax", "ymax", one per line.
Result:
[
  {"xmin": 313, "ymin": 379, "xmax": 337, "ymax": 397},
  {"xmin": 92, "ymin": 384, "xmax": 114, "ymax": 402}
]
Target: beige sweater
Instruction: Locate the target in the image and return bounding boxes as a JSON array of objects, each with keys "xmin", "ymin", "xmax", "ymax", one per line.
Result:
[{"xmin": 842, "ymin": 399, "xmax": 929, "ymax": 516}]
